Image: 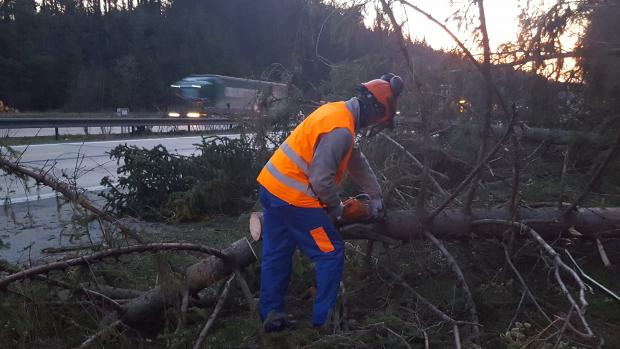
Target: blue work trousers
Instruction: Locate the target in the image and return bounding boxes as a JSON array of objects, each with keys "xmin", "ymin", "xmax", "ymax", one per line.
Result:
[{"xmin": 258, "ymin": 186, "xmax": 344, "ymax": 326}]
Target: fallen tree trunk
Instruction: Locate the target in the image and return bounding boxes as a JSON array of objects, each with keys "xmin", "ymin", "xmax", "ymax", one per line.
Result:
[
  {"xmin": 117, "ymin": 206, "xmax": 620, "ymax": 329},
  {"xmin": 493, "ymin": 124, "xmax": 604, "ymax": 146},
  {"xmin": 384, "ymin": 207, "xmax": 620, "ymax": 240},
  {"xmin": 119, "ymin": 238, "xmax": 256, "ymax": 329},
  {"xmin": 401, "ymin": 118, "xmax": 603, "ymax": 145}
]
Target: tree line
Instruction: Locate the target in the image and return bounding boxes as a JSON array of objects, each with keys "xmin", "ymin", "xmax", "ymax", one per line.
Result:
[{"xmin": 0, "ymin": 0, "xmax": 422, "ymax": 112}]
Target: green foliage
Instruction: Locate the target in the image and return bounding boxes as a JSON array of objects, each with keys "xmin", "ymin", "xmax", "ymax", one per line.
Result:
[{"xmin": 101, "ymin": 135, "xmax": 262, "ymax": 221}]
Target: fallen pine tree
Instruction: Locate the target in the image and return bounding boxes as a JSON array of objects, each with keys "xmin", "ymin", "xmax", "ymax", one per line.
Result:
[
  {"xmin": 2, "ymin": 141, "xmax": 618, "ymax": 346},
  {"xmin": 2, "ymin": 205, "xmax": 618, "ymax": 335}
]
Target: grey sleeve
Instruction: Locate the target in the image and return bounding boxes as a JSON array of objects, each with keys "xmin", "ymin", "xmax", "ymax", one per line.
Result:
[
  {"xmin": 308, "ymin": 128, "xmax": 352, "ymax": 210},
  {"xmin": 347, "ymin": 147, "xmax": 382, "ymax": 199}
]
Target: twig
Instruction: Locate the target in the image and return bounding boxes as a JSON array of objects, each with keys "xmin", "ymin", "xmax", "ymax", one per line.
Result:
[
  {"xmin": 553, "ymin": 267, "xmax": 594, "ymax": 339},
  {"xmin": 472, "ymin": 219, "xmax": 595, "ymax": 339},
  {"xmin": 365, "ymin": 240, "xmax": 375, "ymax": 268},
  {"xmin": 552, "ymin": 306, "xmax": 574, "ymax": 349},
  {"xmin": 453, "ymin": 323, "xmax": 462, "ymax": 349},
  {"xmin": 424, "ymin": 231, "xmax": 480, "ymax": 342},
  {"xmin": 564, "ymin": 249, "xmax": 619, "ymax": 301},
  {"xmin": 76, "ymin": 320, "xmax": 123, "ymax": 349},
  {"xmin": 234, "ymin": 269, "xmax": 256, "ymax": 309},
  {"xmin": 463, "ymin": 0, "xmax": 494, "ymax": 214},
  {"xmin": 426, "ymin": 109, "xmax": 517, "ymax": 222},
  {"xmin": 176, "ymin": 286, "xmax": 190, "ymax": 333},
  {"xmin": 3, "ymin": 262, "xmax": 123, "ymax": 310},
  {"xmin": 379, "ymin": 132, "xmax": 451, "ymax": 193},
  {"xmin": 397, "ymin": 0, "xmax": 512, "ymax": 120},
  {"xmin": 0, "ymin": 156, "xmax": 144, "ymax": 242},
  {"xmin": 518, "ymin": 318, "xmax": 562, "ymax": 349},
  {"xmin": 558, "ymin": 145, "xmax": 572, "ymax": 209},
  {"xmin": 348, "ymin": 246, "xmax": 464, "ymax": 348},
  {"xmin": 564, "ymin": 132, "xmax": 620, "ymax": 216},
  {"xmin": 509, "ymin": 133, "xmax": 521, "ymax": 215},
  {"xmin": 192, "ymin": 274, "xmax": 235, "ymax": 349},
  {"xmin": 372, "ymin": 323, "xmax": 412, "ymax": 349},
  {"xmin": 0, "ymin": 243, "xmax": 229, "ymax": 289},
  {"xmin": 595, "ymin": 238, "xmax": 611, "ymax": 268},
  {"xmin": 378, "ymin": 0, "xmax": 434, "ymax": 214},
  {"xmin": 341, "ymin": 280, "xmax": 349, "ymax": 331},
  {"xmin": 502, "ymin": 243, "xmax": 552, "ymax": 322}
]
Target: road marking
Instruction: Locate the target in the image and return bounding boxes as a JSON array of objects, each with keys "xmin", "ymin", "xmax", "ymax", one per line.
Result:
[
  {"xmin": 2, "ymin": 185, "xmax": 107, "ymax": 205},
  {"xmin": 11, "ymin": 134, "xmax": 241, "ymax": 149}
]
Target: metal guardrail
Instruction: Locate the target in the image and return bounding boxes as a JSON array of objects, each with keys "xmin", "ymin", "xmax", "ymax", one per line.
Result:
[{"xmin": 0, "ymin": 117, "xmax": 239, "ymax": 129}]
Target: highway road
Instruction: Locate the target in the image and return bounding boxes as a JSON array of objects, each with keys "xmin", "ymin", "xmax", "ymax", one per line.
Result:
[
  {"xmin": 1, "ymin": 124, "xmax": 232, "ymax": 138},
  {"xmin": 0, "ymin": 135, "xmax": 239, "ymax": 264},
  {"xmin": 1, "ymin": 135, "xmax": 239, "ymax": 204}
]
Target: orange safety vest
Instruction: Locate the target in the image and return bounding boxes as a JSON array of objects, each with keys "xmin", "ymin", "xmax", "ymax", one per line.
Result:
[{"xmin": 257, "ymin": 101, "xmax": 355, "ymax": 208}]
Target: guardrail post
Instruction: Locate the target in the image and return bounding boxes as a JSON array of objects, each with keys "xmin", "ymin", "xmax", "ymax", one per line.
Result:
[
  {"xmin": 187, "ymin": 125, "xmax": 191, "ymax": 132},
  {"xmin": 54, "ymin": 127, "xmax": 59, "ymax": 140}
]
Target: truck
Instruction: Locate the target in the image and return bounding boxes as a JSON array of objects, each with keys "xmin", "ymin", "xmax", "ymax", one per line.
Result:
[{"xmin": 167, "ymin": 75, "xmax": 288, "ymax": 118}]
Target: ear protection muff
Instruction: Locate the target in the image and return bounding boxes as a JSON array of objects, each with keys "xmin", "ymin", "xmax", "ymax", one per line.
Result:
[{"xmin": 381, "ymin": 73, "xmax": 404, "ymax": 98}]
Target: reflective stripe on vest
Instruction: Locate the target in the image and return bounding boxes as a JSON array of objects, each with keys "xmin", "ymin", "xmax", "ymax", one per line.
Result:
[
  {"xmin": 257, "ymin": 101, "xmax": 355, "ymax": 208},
  {"xmin": 280, "ymin": 142, "xmax": 309, "ymax": 174},
  {"xmin": 265, "ymin": 160, "xmax": 316, "ymax": 198}
]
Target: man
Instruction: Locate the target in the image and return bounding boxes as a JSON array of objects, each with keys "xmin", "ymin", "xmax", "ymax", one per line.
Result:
[{"xmin": 256, "ymin": 73, "xmax": 404, "ymax": 331}]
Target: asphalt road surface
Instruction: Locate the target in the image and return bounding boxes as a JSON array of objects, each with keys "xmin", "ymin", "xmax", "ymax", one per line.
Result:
[
  {"xmin": 0, "ymin": 135, "xmax": 243, "ymax": 264},
  {"xmin": 1, "ymin": 124, "xmax": 233, "ymax": 138},
  {"xmin": 1, "ymin": 135, "xmax": 239, "ymax": 204}
]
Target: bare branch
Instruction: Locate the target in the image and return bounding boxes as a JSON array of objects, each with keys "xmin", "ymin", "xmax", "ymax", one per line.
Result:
[
  {"xmin": 463, "ymin": 0, "xmax": 494, "ymax": 214},
  {"xmin": 76, "ymin": 320, "xmax": 123, "ymax": 349},
  {"xmin": 502, "ymin": 243, "xmax": 552, "ymax": 323},
  {"xmin": 595, "ymin": 238, "xmax": 612, "ymax": 268},
  {"xmin": 471, "ymin": 219, "xmax": 596, "ymax": 339},
  {"xmin": 426, "ymin": 108, "xmax": 517, "ymax": 222},
  {"xmin": 0, "ymin": 243, "xmax": 229, "ymax": 289},
  {"xmin": 564, "ymin": 132, "xmax": 620, "ymax": 216},
  {"xmin": 0, "ymin": 156, "xmax": 144, "ymax": 242},
  {"xmin": 424, "ymin": 231, "xmax": 480, "ymax": 341},
  {"xmin": 192, "ymin": 274, "xmax": 235, "ymax": 349},
  {"xmin": 379, "ymin": 132, "xmax": 451, "ymax": 190}
]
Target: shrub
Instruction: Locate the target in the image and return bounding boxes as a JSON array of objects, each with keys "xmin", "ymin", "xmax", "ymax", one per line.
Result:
[{"xmin": 101, "ymin": 135, "xmax": 262, "ymax": 221}]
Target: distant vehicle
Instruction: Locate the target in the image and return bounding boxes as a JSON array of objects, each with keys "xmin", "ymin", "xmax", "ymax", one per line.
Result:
[{"xmin": 167, "ymin": 75, "xmax": 288, "ymax": 118}]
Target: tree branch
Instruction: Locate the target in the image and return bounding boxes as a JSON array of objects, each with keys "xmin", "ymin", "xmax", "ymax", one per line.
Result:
[
  {"xmin": 0, "ymin": 243, "xmax": 229, "ymax": 289},
  {"xmin": 564, "ymin": 132, "xmax": 620, "ymax": 216},
  {"xmin": 192, "ymin": 274, "xmax": 235, "ymax": 349},
  {"xmin": 0, "ymin": 156, "xmax": 144, "ymax": 242}
]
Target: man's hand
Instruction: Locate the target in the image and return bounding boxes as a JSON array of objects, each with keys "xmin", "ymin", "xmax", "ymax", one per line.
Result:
[{"xmin": 327, "ymin": 203, "xmax": 344, "ymax": 225}]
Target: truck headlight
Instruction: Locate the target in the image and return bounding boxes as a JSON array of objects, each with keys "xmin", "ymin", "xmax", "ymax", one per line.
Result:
[
  {"xmin": 168, "ymin": 112, "xmax": 180, "ymax": 117},
  {"xmin": 187, "ymin": 112, "xmax": 201, "ymax": 118}
]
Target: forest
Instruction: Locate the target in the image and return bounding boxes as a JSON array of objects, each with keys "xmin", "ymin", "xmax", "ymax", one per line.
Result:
[{"xmin": 1, "ymin": 0, "xmax": 620, "ymax": 348}]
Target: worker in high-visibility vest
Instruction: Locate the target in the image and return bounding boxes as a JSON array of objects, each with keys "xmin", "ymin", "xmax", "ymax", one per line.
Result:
[{"xmin": 257, "ymin": 73, "xmax": 404, "ymax": 331}]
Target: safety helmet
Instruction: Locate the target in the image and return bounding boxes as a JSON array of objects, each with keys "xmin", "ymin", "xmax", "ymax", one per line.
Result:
[{"xmin": 359, "ymin": 73, "xmax": 404, "ymax": 128}]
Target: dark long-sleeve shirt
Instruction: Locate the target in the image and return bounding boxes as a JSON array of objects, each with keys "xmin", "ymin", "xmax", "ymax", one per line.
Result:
[{"xmin": 308, "ymin": 98, "xmax": 381, "ymax": 211}]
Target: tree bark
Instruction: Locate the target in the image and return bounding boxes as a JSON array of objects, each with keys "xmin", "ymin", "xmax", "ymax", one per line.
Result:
[
  {"xmin": 402, "ymin": 118, "xmax": 603, "ymax": 146},
  {"xmin": 384, "ymin": 207, "xmax": 620, "ymax": 240},
  {"xmin": 119, "ymin": 238, "xmax": 257, "ymax": 329}
]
